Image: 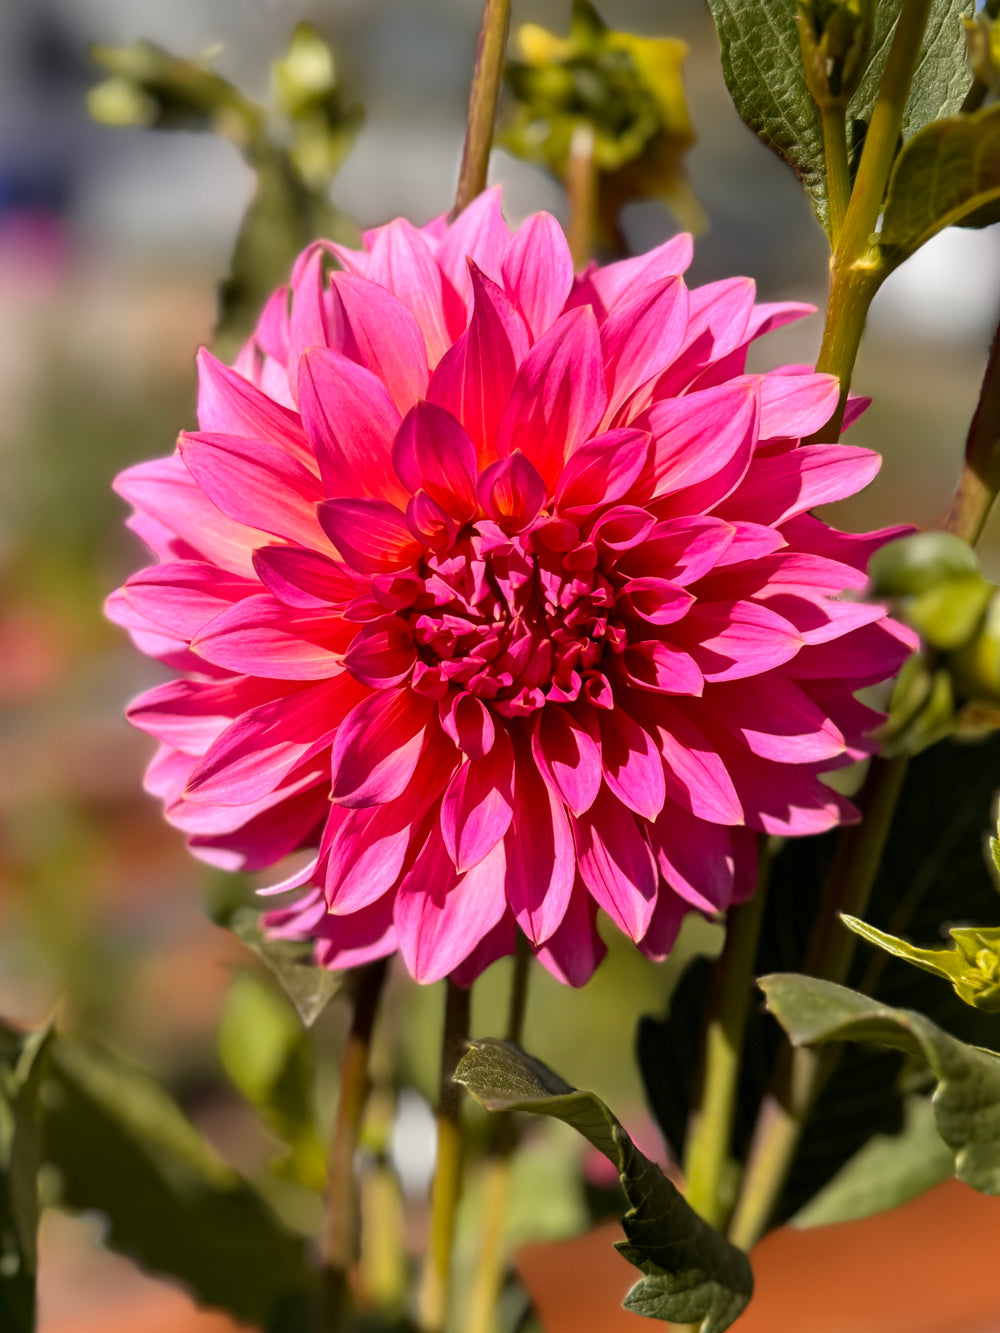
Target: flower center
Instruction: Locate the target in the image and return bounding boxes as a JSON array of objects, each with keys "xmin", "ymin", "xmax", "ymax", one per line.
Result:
[{"xmin": 406, "ymin": 519, "xmax": 616, "ymax": 717}]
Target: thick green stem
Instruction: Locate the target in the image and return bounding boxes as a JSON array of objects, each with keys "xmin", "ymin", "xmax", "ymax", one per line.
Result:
[
  {"xmin": 811, "ymin": 260, "xmax": 882, "ymax": 439},
  {"xmin": 821, "ymin": 103, "xmax": 851, "ymax": 250},
  {"xmin": 418, "ymin": 980, "xmax": 472, "ymax": 1333},
  {"xmin": 727, "ymin": 756, "xmax": 908, "ymax": 1251},
  {"xmin": 941, "ymin": 315, "xmax": 1000, "ymax": 544},
  {"xmin": 683, "ymin": 863, "xmax": 770, "ymax": 1230},
  {"xmin": 834, "ymin": 0, "xmax": 932, "ymax": 270},
  {"xmin": 320, "ymin": 960, "xmax": 387, "ymax": 1325},
  {"xmin": 466, "ymin": 941, "xmax": 532, "ymax": 1333},
  {"xmin": 453, "ymin": 0, "xmax": 512, "ymax": 216}
]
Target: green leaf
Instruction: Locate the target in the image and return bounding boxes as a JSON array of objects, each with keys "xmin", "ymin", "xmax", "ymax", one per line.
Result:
[
  {"xmin": 455, "ymin": 1039, "xmax": 752, "ymax": 1332},
  {"xmin": 218, "ymin": 970, "xmax": 326, "ymax": 1188},
  {"xmin": 791, "ymin": 1094, "xmax": 954, "ymax": 1227},
  {"xmin": 843, "ymin": 914, "xmax": 1000, "ymax": 1011},
  {"xmin": 761, "ymin": 974, "xmax": 1000, "ymax": 1194},
  {"xmin": 0, "ymin": 1023, "xmax": 53, "ymax": 1333},
  {"xmin": 705, "ymin": 0, "xmax": 972, "ymax": 233},
  {"xmin": 44, "ymin": 1037, "xmax": 317, "ymax": 1330},
  {"xmin": 226, "ymin": 905, "xmax": 344, "ymax": 1027},
  {"xmin": 880, "ymin": 104, "xmax": 1000, "ymax": 269}
]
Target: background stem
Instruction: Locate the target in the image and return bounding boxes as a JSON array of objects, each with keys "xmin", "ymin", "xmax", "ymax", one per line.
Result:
[
  {"xmin": 566, "ymin": 122, "xmax": 598, "ymax": 269},
  {"xmin": 418, "ymin": 980, "xmax": 472, "ymax": 1333},
  {"xmin": 941, "ymin": 314, "xmax": 1000, "ymax": 544},
  {"xmin": 683, "ymin": 863, "xmax": 769, "ymax": 1229},
  {"xmin": 453, "ymin": 0, "xmax": 512, "ymax": 216},
  {"xmin": 320, "ymin": 960, "xmax": 387, "ymax": 1325},
  {"xmin": 821, "ymin": 103, "xmax": 851, "ymax": 249}
]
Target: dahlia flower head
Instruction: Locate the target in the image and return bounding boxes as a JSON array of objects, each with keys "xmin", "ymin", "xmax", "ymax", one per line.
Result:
[{"xmin": 109, "ymin": 189, "xmax": 913, "ymax": 987}]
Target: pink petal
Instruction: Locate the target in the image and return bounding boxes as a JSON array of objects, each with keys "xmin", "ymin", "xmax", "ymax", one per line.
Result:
[
  {"xmin": 644, "ymin": 381, "xmax": 759, "ymax": 513},
  {"xmin": 394, "ymin": 831, "xmax": 508, "ymax": 982},
  {"xmin": 192, "ymin": 594, "xmax": 354, "ymax": 678},
  {"xmin": 433, "ymin": 187, "xmax": 511, "ymax": 310},
  {"xmin": 651, "ymin": 701, "xmax": 744, "ymax": 825},
  {"xmin": 318, "ymin": 497, "xmax": 422, "ymax": 574},
  {"xmin": 531, "ymin": 705, "xmax": 602, "ymax": 816},
  {"xmin": 654, "ymin": 277, "xmax": 756, "ymax": 397},
  {"xmin": 534, "ymin": 883, "xmax": 606, "ymax": 987},
  {"xmin": 286, "ymin": 246, "xmax": 337, "ymax": 389},
  {"xmin": 440, "ymin": 726, "xmax": 515, "ymax": 871},
  {"xmin": 477, "ymin": 453, "xmax": 546, "ymax": 531},
  {"xmin": 439, "ymin": 691, "xmax": 496, "ymax": 760},
  {"xmin": 636, "ymin": 892, "xmax": 688, "ymax": 961},
  {"xmin": 619, "ymin": 577, "xmax": 695, "ymax": 626},
  {"xmin": 186, "ymin": 674, "xmax": 366, "ymax": 805},
  {"xmin": 342, "ymin": 618, "xmax": 416, "ymax": 687},
  {"xmin": 757, "ymin": 371, "xmax": 840, "ymax": 441},
  {"xmin": 366, "ymin": 218, "xmax": 456, "ymax": 364},
  {"xmin": 503, "ymin": 752, "xmax": 575, "ymax": 946},
  {"xmin": 786, "ymin": 617, "xmax": 916, "ymax": 685},
  {"xmin": 298, "ymin": 348, "xmax": 406, "ymax": 504},
  {"xmin": 179, "ymin": 432, "xmax": 329, "ymax": 548},
  {"xmin": 599, "ymin": 708, "xmax": 666, "ymax": 820},
  {"xmin": 330, "ymin": 686, "xmax": 435, "ymax": 807},
  {"xmin": 554, "ymin": 428, "xmax": 649, "ymax": 519},
  {"xmin": 253, "ymin": 545, "xmax": 361, "ymax": 610},
  {"xmin": 623, "ymin": 640, "xmax": 704, "ymax": 695},
  {"xmin": 580, "ymin": 233, "xmax": 694, "ymax": 315},
  {"xmin": 718, "ymin": 445, "xmax": 881, "ymax": 526},
  {"xmin": 574, "ymin": 787, "xmax": 658, "ymax": 941},
  {"xmin": 311, "ymin": 894, "xmax": 400, "ymax": 971},
  {"xmin": 127, "ymin": 675, "xmax": 285, "ymax": 756},
  {"xmin": 496, "ymin": 306, "xmax": 608, "ymax": 492},
  {"xmin": 703, "ymin": 675, "xmax": 846, "ymax": 763},
  {"xmin": 601, "ymin": 276, "xmax": 689, "ymax": 424},
  {"xmin": 122, "ymin": 561, "xmax": 256, "ymax": 640},
  {"xmin": 393, "ymin": 401, "xmax": 478, "ymax": 519},
  {"xmin": 679, "ymin": 599, "xmax": 804, "ymax": 682},
  {"xmin": 195, "ymin": 348, "xmax": 310, "ymax": 461},
  {"xmin": 328, "ymin": 270, "xmax": 430, "ymax": 413},
  {"xmin": 426, "ymin": 265, "xmax": 529, "ymax": 462},
  {"xmin": 501, "ymin": 212, "xmax": 574, "ymax": 339}
]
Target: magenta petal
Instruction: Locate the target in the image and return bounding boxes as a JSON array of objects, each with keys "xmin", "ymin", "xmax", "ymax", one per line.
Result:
[
  {"xmin": 303, "ymin": 892, "xmax": 399, "ymax": 971},
  {"xmin": 365, "ymin": 218, "xmax": 455, "ymax": 364},
  {"xmin": 719, "ymin": 445, "xmax": 881, "ymax": 526},
  {"xmin": 192, "ymin": 594, "xmax": 353, "ymax": 679},
  {"xmin": 253, "ymin": 545, "xmax": 361, "ymax": 610},
  {"xmin": 196, "ymin": 348, "xmax": 310, "ymax": 459},
  {"xmin": 503, "ymin": 755, "xmax": 575, "ymax": 946},
  {"xmin": 394, "ymin": 830, "xmax": 508, "ymax": 982},
  {"xmin": 679, "ymin": 600, "xmax": 804, "ymax": 682},
  {"xmin": 645, "ymin": 381, "xmax": 759, "ymax": 513},
  {"xmin": 440, "ymin": 726, "xmax": 515, "ymax": 871},
  {"xmin": 574, "ymin": 787, "xmax": 658, "ymax": 941},
  {"xmin": 652, "ymin": 701, "xmax": 745, "ymax": 826},
  {"xmin": 601, "ymin": 275, "xmax": 689, "ymax": 423},
  {"xmin": 439, "ymin": 691, "xmax": 496, "ymax": 760},
  {"xmin": 186, "ymin": 674, "xmax": 366, "ymax": 806},
  {"xmin": 531, "ymin": 706, "xmax": 602, "ymax": 816},
  {"xmin": 330, "ymin": 686, "xmax": 434, "ymax": 807},
  {"xmin": 704, "ymin": 675, "xmax": 845, "ymax": 763},
  {"xmin": 501, "ymin": 211, "xmax": 574, "ymax": 339},
  {"xmin": 393, "ymin": 401, "xmax": 478, "ymax": 518},
  {"xmin": 477, "ymin": 453, "xmax": 546, "ymax": 531},
  {"xmin": 127, "ymin": 675, "xmax": 285, "ymax": 756},
  {"xmin": 554, "ymin": 428, "xmax": 648, "ymax": 518},
  {"xmin": 534, "ymin": 882, "xmax": 606, "ymax": 986},
  {"xmin": 496, "ymin": 306, "xmax": 608, "ymax": 491},
  {"xmin": 583, "ymin": 233, "xmax": 693, "ymax": 314},
  {"xmin": 624, "ymin": 640, "xmax": 704, "ymax": 695},
  {"xmin": 450, "ymin": 912, "xmax": 517, "ymax": 986},
  {"xmin": 426, "ymin": 265, "xmax": 528, "ymax": 462},
  {"xmin": 757, "ymin": 371, "xmax": 839, "ymax": 441},
  {"xmin": 636, "ymin": 892, "xmax": 688, "ymax": 961},
  {"xmin": 433, "ymin": 186, "xmax": 511, "ymax": 308},
  {"xmin": 342, "ymin": 618, "xmax": 416, "ymax": 687},
  {"xmin": 619, "ymin": 577, "xmax": 695, "ymax": 626},
  {"xmin": 122, "ymin": 561, "xmax": 256, "ymax": 640},
  {"xmin": 599, "ymin": 708, "xmax": 666, "ymax": 821},
  {"xmin": 179, "ymin": 432, "xmax": 328, "ymax": 548},
  {"xmin": 298, "ymin": 348, "xmax": 406, "ymax": 504},
  {"xmin": 318, "ymin": 497, "xmax": 422, "ymax": 574},
  {"xmin": 654, "ymin": 277, "xmax": 756, "ymax": 397},
  {"xmin": 328, "ymin": 270, "xmax": 430, "ymax": 412}
]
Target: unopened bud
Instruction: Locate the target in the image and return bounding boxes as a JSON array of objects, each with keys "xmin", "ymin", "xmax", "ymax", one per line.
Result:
[{"xmin": 798, "ymin": 0, "xmax": 875, "ymax": 107}]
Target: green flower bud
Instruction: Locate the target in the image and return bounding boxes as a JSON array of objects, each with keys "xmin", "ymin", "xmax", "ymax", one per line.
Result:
[
  {"xmin": 869, "ymin": 531, "xmax": 980, "ymax": 598},
  {"xmin": 797, "ymin": 0, "xmax": 875, "ymax": 107},
  {"xmin": 843, "ymin": 915, "xmax": 1000, "ymax": 1012}
]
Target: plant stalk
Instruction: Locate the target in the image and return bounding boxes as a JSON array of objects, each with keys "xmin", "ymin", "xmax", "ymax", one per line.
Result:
[
  {"xmin": 683, "ymin": 861, "xmax": 770, "ymax": 1230},
  {"xmin": 320, "ymin": 959, "xmax": 388, "ymax": 1325},
  {"xmin": 566, "ymin": 121, "xmax": 598, "ymax": 270},
  {"xmin": 941, "ymin": 312, "xmax": 1000, "ymax": 544},
  {"xmin": 466, "ymin": 941, "xmax": 532, "ymax": 1333},
  {"xmin": 453, "ymin": 0, "xmax": 512, "ymax": 215},
  {"xmin": 821, "ymin": 103, "xmax": 851, "ymax": 250},
  {"xmin": 418, "ymin": 979, "xmax": 472, "ymax": 1333}
]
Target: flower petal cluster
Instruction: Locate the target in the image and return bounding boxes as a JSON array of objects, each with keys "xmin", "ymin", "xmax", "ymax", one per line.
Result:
[{"xmin": 109, "ymin": 190, "xmax": 914, "ymax": 986}]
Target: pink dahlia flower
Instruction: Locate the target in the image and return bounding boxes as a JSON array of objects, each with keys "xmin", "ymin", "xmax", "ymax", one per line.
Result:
[{"xmin": 109, "ymin": 189, "xmax": 914, "ymax": 986}]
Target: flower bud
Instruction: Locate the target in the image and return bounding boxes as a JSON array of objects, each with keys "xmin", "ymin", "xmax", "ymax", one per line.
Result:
[{"xmin": 797, "ymin": 0, "xmax": 875, "ymax": 107}]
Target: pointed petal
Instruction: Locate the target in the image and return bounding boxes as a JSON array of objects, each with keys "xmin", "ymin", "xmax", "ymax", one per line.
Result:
[
  {"xmin": 477, "ymin": 453, "xmax": 546, "ymax": 531},
  {"xmin": 531, "ymin": 706, "xmax": 602, "ymax": 816},
  {"xmin": 534, "ymin": 883, "xmax": 606, "ymax": 986},
  {"xmin": 122, "ymin": 561, "xmax": 256, "ymax": 640},
  {"xmin": 554, "ymin": 428, "xmax": 648, "ymax": 519},
  {"xmin": 433, "ymin": 187, "xmax": 511, "ymax": 308},
  {"xmin": 195, "ymin": 348, "xmax": 310, "ymax": 461},
  {"xmin": 651, "ymin": 701, "xmax": 744, "ymax": 826},
  {"xmin": 440, "ymin": 726, "xmax": 515, "ymax": 871},
  {"xmin": 580, "ymin": 233, "xmax": 693, "ymax": 315},
  {"xmin": 503, "ymin": 752, "xmax": 575, "ymax": 946},
  {"xmin": 393, "ymin": 401, "xmax": 478, "ymax": 518},
  {"xmin": 328, "ymin": 270, "xmax": 429, "ymax": 413},
  {"xmin": 253, "ymin": 545, "xmax": 361, "ymax": 609},
  {"xmin": 319, "ymin": 497, "xmax": 422, "ymax": 574},
  {"xmin": 574, "ymin": 787, "xmax": 658, "ymax": 940},
  {"xmin": 757, "ymin": 371, "xmax": 839, "ymax": 441},
  {"xmin": 644, "ymin": 381, "xmax": 759, "ymax": 513},
  {"xmin": 192, "ymin": 594, "xmax": 354, "ymax": 678},
  {"xmin": 501, "ymin": 212, "xmax": 574, "ymax": 339},
  {"xmin": 719, "ymin": 446, "xmax": 881, "ymax": 526},
  {"xmin": 599, "ymin": 708, "xmax": 665, "ymax": 820},
  {"xmin": 679, "ymin": 599, "xmax": 804, "ymax": 682},
  {"xmin": 331, "ymin": 686, "xmax": 434, "ymax": 807},
  {"xmin": 366, "ymin": 218, "xmax": 456, "ymax": 363},
  {"xmin": 601, "ymin": 276, "xmax": 689, "ymax": 424}
]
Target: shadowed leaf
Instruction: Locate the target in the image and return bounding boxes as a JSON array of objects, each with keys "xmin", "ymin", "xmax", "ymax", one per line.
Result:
[{"xmin": 456, "ymin": 1038, "xmax": 752, "ymax": 1331}]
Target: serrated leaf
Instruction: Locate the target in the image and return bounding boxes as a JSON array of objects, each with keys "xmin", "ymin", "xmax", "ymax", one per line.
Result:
[
  {"xmin": 0, "ymin": 1022, "xmax": 53, "ymax": 1333},
  {"xmin": 705, "ymin": 0, "xmax": 972, "ymax": 233},
  {"xmin": 44, "ymin": 1037, "xmax": 317, "ymax": 1329},
  {"xmin": 228, "ymin": 905, "xmax": 344, "ymax": 1027},
  {"xmin": 455, "ymin": 1039, "xmax": 752, "ymax": 1332},
  {"xmin": 880, "ymin": 104, "xmax": 1000, "ymax": 269},
  {"xmin": 791, "ymin": 1094, "xmax": 953, "ymax": 1227},
  {"xmin": 762, "ymin": 974, "xmax": 1000, "ymax": 1194}
]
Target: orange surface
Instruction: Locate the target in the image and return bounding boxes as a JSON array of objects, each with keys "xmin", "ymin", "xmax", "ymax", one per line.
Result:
[{"xmin": 516, "ymin": 1178, "xmax": 1000, "ymax": 1332}]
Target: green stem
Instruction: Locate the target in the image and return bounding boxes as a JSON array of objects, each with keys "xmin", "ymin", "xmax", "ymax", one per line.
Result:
[
  {"xmin": 941, "ymin": 314, "xmax": 1000, "ymax": 544},
  {"xmin": 466, "ymin": 941, "xmax": 532, "ymax": 1333},
  {"xmin": 834, "ymin": 0, "xmax": 932, "ymax": 270},
  {"xmin": 566, "ymin": 121, "xmax": 598, "ymax": 270},
  {"xmin": 821, "ymin": 103, "xmax": 851, "ymax": 250},
  {"xmin": 453, "ymin": 0, "xmax": 512, "ymax": 215},
  {"xmin": 320, "ymin": 959, "xmax": 387, "ymax": 1325},
  {"xmin": 727, "ymin": 756, "xmax": 908, "ymax": 1251},
  {"xmin": 683, "ymin": 860, "xmax": 770, "ymax": 1229},
  {"xmin": 811, "ymin": 257, "xmax": 882, "ymax": 439},
  {"xmin": 418, "ymin": 980, "xmax": 472, "ymax": 1333}
]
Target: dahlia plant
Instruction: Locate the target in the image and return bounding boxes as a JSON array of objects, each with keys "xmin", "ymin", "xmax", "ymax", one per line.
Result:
[{"xmin": 9, "ymin": 1, "xmax": 1000, "ymax": 1332}]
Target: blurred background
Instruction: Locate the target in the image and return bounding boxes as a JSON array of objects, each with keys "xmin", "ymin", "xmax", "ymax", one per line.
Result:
[{"xmin": 2, "ymin": 1, "xmax": 1000, "ymax": 1329}]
